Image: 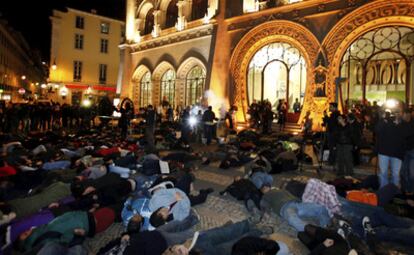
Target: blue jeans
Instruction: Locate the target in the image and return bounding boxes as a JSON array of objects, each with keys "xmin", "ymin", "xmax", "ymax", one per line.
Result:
[
  {"xmin": 42, "ymin": 160, "xmax": 71, "ymax": 171},
  {"xmin": 339, "ymin": 196, "xmax": 384, "ymax": 220},
  {"xmin": 204, "ymin": 124, "xmax": 214, "ymax": 144},
  {"xmin": 108, "ymin": 164, "xmax": 131, "ymax": 178},
  {"xmin": 401, "ymin": 149, "xmax": 414, "ymax": 193},
  {"xmin": 370, "ymin": 211, "xmax": 414, "ymax": 245},
  {"xmin": 378, "ymin": 154, "xmax": 402, "ymax": 188},
  {"xmin": 280, "ymin": 201, "xmax": 331, "ymax": 231},
  {"xmin": 343, "ymin": 201, "xmax": 414, "ymax": 245},
  {"xmin": 196, "ymin": 220, "xmax": 261, "ymax": 255},
  {"xmin": 159, "ymin": 211, "xmax": 199, "ymax": 246},
  {"xmin": 38, "ymin": 243, "xmax": 87, "ymax": 255}
]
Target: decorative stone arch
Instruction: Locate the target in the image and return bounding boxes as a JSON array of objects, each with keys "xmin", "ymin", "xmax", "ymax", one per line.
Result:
[
  {"xmin": 136, "ymin": 1, "xmax": 155, "ymax": 32},
  {"xmin": 153, "ymin": 61, "xmax": 176, "ymax": 106},
  {"xmin": 322, "ymin": 0, "xmax": 414, "ymax": 104},
  {"xmin": 230, "ymin": 20, "xmax": 321, "ymax": 123},
  {"xmin": 177, "ymin": 57, "xmax": 207, "ymax": 106},
  {"xmin": 157, "ymin": 0, "xmax": 177, "ymax": 28},
  {"xmin": 131, "ymin": 65, "xmax": 151, "ymax": 109}
]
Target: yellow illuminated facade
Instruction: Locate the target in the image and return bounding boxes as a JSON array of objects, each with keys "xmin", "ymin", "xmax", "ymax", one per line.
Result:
[
  {"xmin": 49, "ymin": 8, "xmax": 125, "ymax": 105},
  {"xmin": 0, "ymin": 20, "xmax": 46, "ymax": 102},
  {"xmin": 119, "ymin": 0, "xmax": 414, "ymax": 130}
]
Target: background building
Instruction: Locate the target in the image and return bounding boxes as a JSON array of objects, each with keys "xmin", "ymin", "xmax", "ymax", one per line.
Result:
[
  {"xmin": 49, "ymin": 8, "xmax": 125, "ymax": 105},
  {"xmin": 118, "ymin": 0, "xmax": 414, "ymax": 129},
  {"xmin": 0, "ymin": 19, "xmax": 46, "ymax": 102}
]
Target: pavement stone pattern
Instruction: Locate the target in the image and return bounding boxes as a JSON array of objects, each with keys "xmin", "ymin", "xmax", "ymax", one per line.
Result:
[{"xmin": 81, "ymin": 143, "xmax": 410, "ymax": 255}]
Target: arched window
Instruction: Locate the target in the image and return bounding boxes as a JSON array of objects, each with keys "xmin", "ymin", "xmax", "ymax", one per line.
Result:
[
  {"xmin": 161, "ymin": 69, "xmax": 176, "ymax": 106},
  {"xmin": 340, "ymin": 26, "xmax": 414, "ymax": 107},
  {"xmin": 165, "ymin": 0, "xmax": 178, "ymax": 28},
  {"xmin": 185, "ymin": 66, "xmax": 205, "ymax": 106},
  {"xmin": 144, "ymin": 9, "xmax": 154, "ymax": 35},
  {"xmin": 247, "ymin": 42, "xmax": 306, "ymax": 111},
  {"xmin": 192, "ymin": 0, "xmax": 208, "ymax": 20},
  {"xmin": 140, "ymin": 72, "xmax": 152, "ymax": 107}
]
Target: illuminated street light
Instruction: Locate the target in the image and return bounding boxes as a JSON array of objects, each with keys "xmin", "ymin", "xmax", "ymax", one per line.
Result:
[
  {"xmin": 21, "ymin": 75, "xmax": 26, "ymax": 80},
  {"xmin": 18, "ymin": 88, "xmax": 26, "ymax": 95},
  {"xmin": 51, "ymin": 59, "xmax": 57, "ymax": 70},
  {"xmin": 41, "ymin": 84, "xmax": 47, "ymax": 89},
  {"xmin": 82, "ymin": 99, "xmax": 91, "ymax": 107},
  {"xmin": 385, "ymin": 99, "xmax": 398, "ymax": 109}
]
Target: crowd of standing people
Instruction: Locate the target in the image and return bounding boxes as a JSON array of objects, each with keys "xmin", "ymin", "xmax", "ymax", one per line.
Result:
[{"xmin": 0, "ymin": 101, "xmax": 98, "ymax": 134}]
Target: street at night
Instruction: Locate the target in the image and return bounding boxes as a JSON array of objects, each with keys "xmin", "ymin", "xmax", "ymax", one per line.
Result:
[{"xmin": 0, "ymin": 0, "xmax": 414, "ymax": 255}]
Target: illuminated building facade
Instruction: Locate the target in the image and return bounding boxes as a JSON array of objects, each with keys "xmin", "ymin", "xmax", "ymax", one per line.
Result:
[
  {"xmin": 49, "ymin": 8, "xmax": 125, "ymax": 105},
  {"xmin": 118, "ymin": 0, "xmax": 414, "ymax": 129},
  {"xmin": 0, "ymin": 19, "xmax": 46, "ymax": 102}
]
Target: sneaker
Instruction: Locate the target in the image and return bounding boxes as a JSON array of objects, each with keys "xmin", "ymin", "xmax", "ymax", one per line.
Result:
[
  {"xmin": 202, "ymin": 159, "xmax": 210, "ymax": 165},
  {"xmin": 362, "ymin": 216, "xmax": 375, "ymax": 235},
  {"xmin": 258, "ymin": 225, "xmax": 274, "ymax": 235},
  {"xmin": 247, "ymin": 214, "xmax": 261, "ymax": 225},
  {"xmin": 339, "ymin": 220, "xmax": 353, "ymax": 237},
  {"xmin": 337, "ymin": 228, "xmax": 346, "ymax": 239}
]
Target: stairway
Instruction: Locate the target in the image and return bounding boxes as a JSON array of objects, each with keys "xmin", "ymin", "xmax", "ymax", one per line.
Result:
[{"xmin": 281, "ymin": 122, "xmax": 302, "ymax": 134}]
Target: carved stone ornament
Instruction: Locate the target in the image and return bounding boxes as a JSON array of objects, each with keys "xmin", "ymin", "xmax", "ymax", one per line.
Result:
[{"xmin": 322, "ymin": 0, "xmax": 414, "ymax": 103}]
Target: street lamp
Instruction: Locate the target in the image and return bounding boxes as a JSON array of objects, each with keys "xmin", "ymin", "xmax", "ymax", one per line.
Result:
[
  {"xmin": 51, "ymin": 59, "xmax": 57, "ymax": 70},
  {"xmin": 21, "ymin": 75, "xmax": 26, "ymax": 80}
]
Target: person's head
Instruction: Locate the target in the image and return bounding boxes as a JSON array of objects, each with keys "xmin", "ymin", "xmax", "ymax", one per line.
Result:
[
  {"xmin": 149, "ymin": 207, "xmax": 169, "ymax": 227},
  {"xmin": 260, "ymin": 184, "xmax": 271, "ymax": 194},
  {"xmin": 148, "ymin": 105, "xmax": 153, "ymax": 110},
  {"xmin": 402, "ymin": 109, "xmax": 411, "ymax": 122},
  {"xmin": 219, "ymin": 160, "xmax": 231, "ymax": 169},
  {"xmin": 208, "ymin": 106, "xmax": 212, "ymax": 111},
  {"xmin": 231, "ymin": 236, "xmax": 279, "ymax": 255},
  {"xmin": 127, "ymin": 214, "xmax": 143, "ymax": 234},
  {"xmin": 70, "ymin": 182, "xmax": 86, "ymax": 199},
  {"xmin": 295, "ymin": 98, "xmax": 299, "ymax": 102},
  {"xmin": 329, "ymin": 103, "xmax": 338, "ymax": 112},
  {"xmin": 337, "ymin": 115, "xmax": 346, "ymax": 126},
  {"xmin": 14, "ymin": 228, "xmax": 34, "ymax": 251},
  {"xmin": 347, "ymin": 113, "xmax": 356, "ymax": 123},
  {"xmin": 255, "ymin": 159, "xmax": 266, "ymax": 167}
]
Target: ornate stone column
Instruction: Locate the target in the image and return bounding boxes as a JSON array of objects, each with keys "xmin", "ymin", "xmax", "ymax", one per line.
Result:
[
  {"xmin": 152, "ymin": 10, "xmax": 161, "ymax": 37},
  {"xmin": 125, "ymin": 0, "xmax": 136, "ymax": 42},
  {"xmin": 176, "ymin": 1, "xmax": 187, "ymax": 31},
  {"xmin": 134, "ymin": 18, "xmax": 142, "ymax": 43}
]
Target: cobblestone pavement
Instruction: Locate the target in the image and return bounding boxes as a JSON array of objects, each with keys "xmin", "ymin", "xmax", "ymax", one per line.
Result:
[{"xmin": 83, "ymin": 144, "xmax": 410, "ymax": 255}]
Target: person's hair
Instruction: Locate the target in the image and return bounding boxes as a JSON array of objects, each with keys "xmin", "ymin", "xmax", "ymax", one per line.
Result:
[
  {"xmin": 231, "ymin": 237, "xmax": 279, "ymax": 255},
  {"xmin": 255, "ymin": 159, "xmax": 266, "ymax": 167},
  {"xmin": 70, "ymin": 182, "xmax": 85, "ymax": 199},
  {"xmin": 149, "ymin": 207, "xmax": 166, "ymax": 227},
  {"xmin": 127, "ymin": 215, "xmax": 143, "ymax": 234},
  {"xmin": 13, "ymin": 237, "xmax": 25, "ymax": 252},
  {"xmin": 208, "ymin": 106, "xmax": 212, "ymax": 110},
  {"xmin": 0, "ymin": 203, "xmax": 12, "ymax": 214}
]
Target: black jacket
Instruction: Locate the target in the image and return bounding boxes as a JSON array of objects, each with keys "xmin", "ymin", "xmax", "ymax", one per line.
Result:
[{"xmin": 375, "ymin": 120, "xmax": 406, "ymax": 159}]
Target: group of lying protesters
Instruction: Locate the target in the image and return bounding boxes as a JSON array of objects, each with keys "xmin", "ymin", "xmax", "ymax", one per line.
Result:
[{"xmin": 0, "ymin": 122, "xmax": 413, "ymax": 255}]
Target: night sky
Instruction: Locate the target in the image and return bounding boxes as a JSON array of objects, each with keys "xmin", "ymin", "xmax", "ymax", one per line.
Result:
[{"xmin": 0, "ymin": 0, "xmax": 125, "ymax": 62}]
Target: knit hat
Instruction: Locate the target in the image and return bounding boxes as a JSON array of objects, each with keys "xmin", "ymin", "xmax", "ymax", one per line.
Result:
[{"xmin": 93, "ymin": 208, "xmax": 115, "ymax": 233}]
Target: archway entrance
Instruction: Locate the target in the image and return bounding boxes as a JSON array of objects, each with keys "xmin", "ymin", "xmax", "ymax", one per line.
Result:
[
  {"xmin": 247, "ymin": 42, "xmax": 306, "ymax": 111},
  {"xmin": 230, "ymin": 20, "xmax": 320, "ymax": 123},
  {"xmin": 339, "ymin": 26, "xmax": 414, "ymax": 108}
]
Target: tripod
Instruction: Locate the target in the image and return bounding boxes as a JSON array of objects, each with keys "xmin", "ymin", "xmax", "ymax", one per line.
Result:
[{"xmin": 316, "ymin": 130, "xmax": 328, "ymax": 175}]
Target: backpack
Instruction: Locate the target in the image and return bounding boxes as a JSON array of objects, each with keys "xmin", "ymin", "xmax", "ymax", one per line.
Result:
[{"xmin": 346, "ymin": 190, "xmax": 378, "ymax": 206}]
